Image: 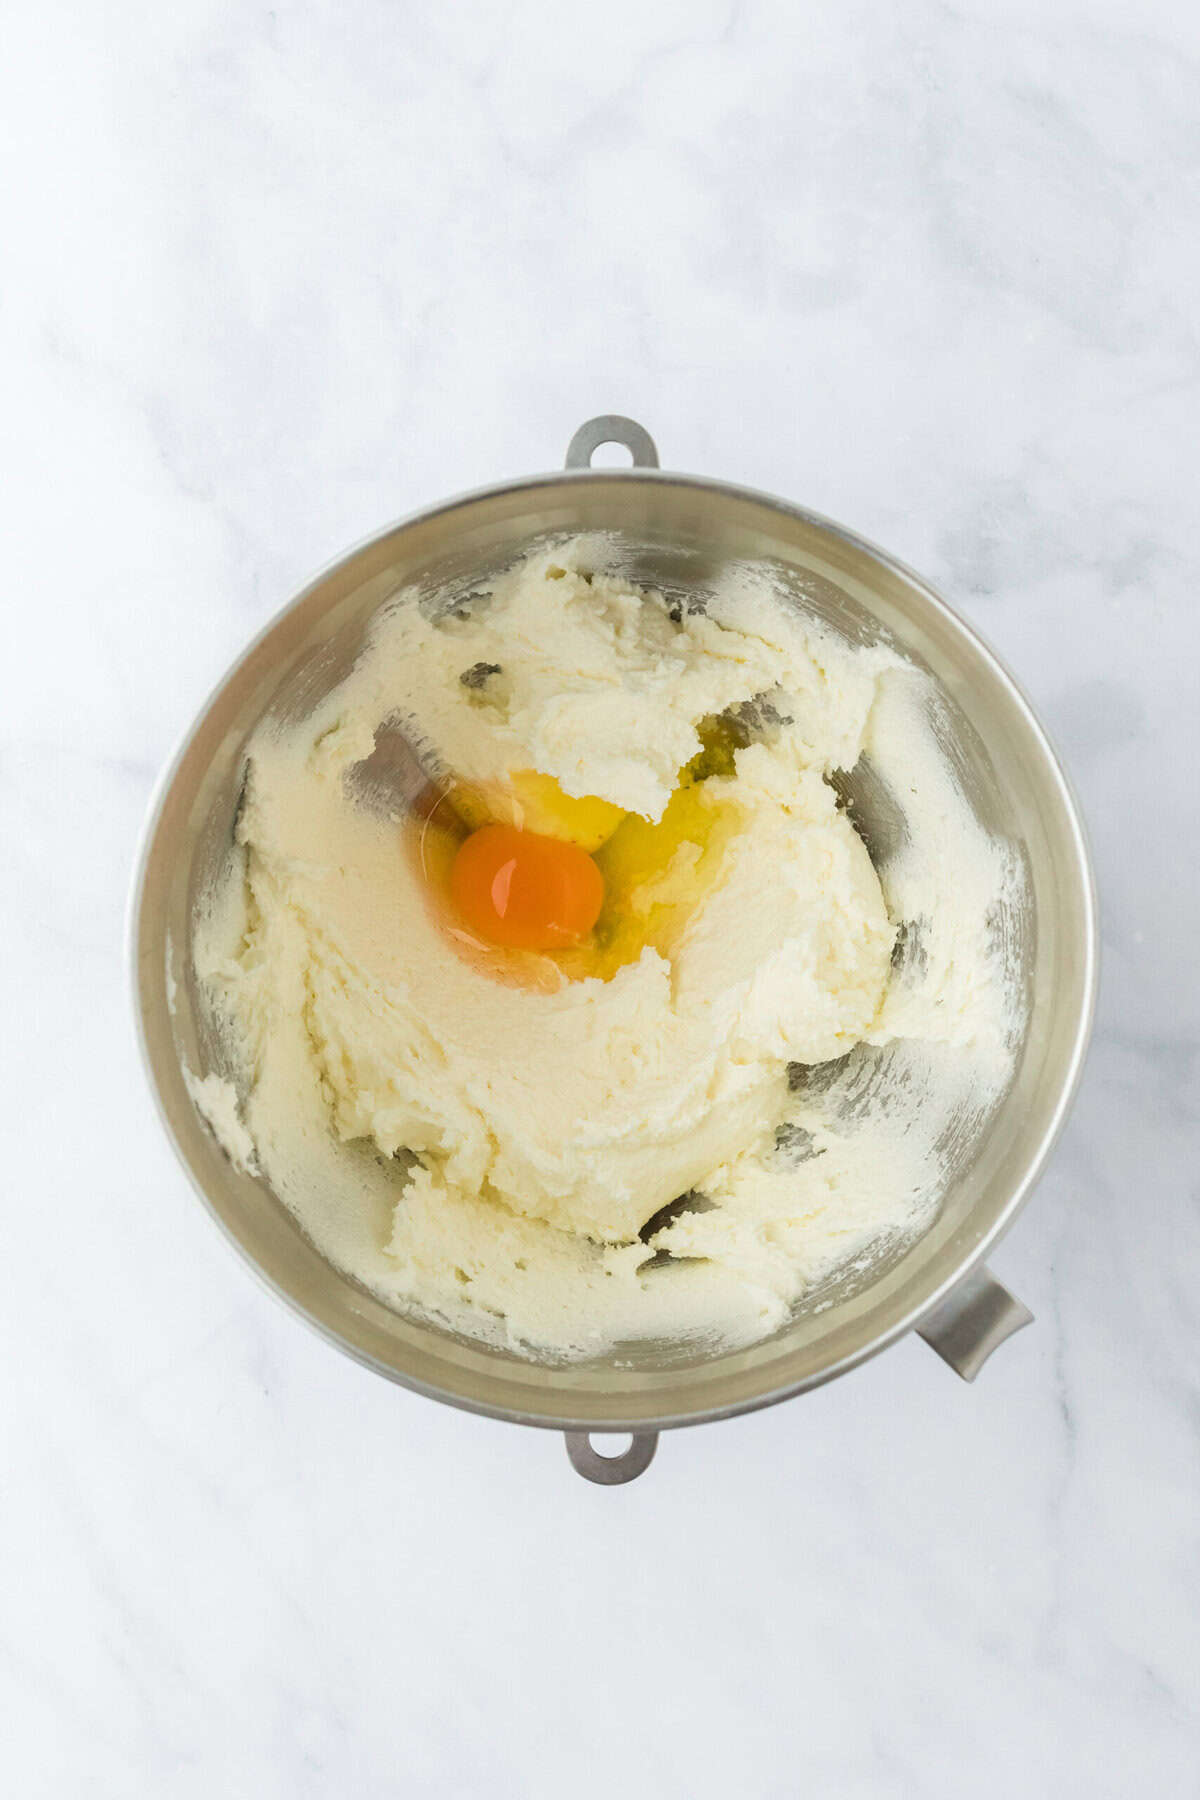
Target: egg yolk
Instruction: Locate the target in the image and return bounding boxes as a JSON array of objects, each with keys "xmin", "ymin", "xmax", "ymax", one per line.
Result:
[{"xmin": 450, "ymin": 823, "xmax": 605, "ymax": 951}]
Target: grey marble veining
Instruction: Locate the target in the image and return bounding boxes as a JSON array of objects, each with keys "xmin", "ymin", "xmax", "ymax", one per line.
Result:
[{"xmin": 3, "ymin": 1, "xmax": 1198, "ymax": 1793}]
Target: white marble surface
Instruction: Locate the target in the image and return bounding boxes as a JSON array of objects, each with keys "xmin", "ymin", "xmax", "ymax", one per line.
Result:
[{"xmin": 3, "ymin": 0, "xmax": 1199, "ymax": 1793}]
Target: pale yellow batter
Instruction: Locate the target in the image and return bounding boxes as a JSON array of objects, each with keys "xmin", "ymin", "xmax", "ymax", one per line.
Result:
[{"xmin": 190, "ymin": 540, "xmax": 1019, "ymax": 1357}]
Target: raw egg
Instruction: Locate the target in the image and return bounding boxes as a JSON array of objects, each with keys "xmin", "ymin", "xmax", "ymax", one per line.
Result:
[
  {"xmin": 448, "ymin": 769, "xmax": 625, "ymax": 851},
  {"xmin": 450, "ymin": 823, "xmax": 605, "ymax": 951},
  {"xmin": 421, "ymin": 719, "xmax": 748, "ymax": 981}
]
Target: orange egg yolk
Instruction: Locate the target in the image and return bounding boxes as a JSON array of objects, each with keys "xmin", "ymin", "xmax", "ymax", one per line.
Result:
[{"xmin": 449, "ymin": 823, "xmax": 605, "ymax": 951}]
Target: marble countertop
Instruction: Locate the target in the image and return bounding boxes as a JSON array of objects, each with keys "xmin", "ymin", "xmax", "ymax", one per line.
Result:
[{"xmin": 4, "ymin": 1, "xmax": 1198, "ymax": 1793}]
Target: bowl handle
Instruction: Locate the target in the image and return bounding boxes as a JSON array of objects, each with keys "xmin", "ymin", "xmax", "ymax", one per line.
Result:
[
  {"xmin": 565, "ymin": 415, "xmax": 660, "ymax": 471},
  {"xmin": 917, "ymin": 1265, "xmax": 1033, "ymax": 1380},
  {"xmin": 564, "ymin": 1431, "xmax": 659, "ymax": 1485}
]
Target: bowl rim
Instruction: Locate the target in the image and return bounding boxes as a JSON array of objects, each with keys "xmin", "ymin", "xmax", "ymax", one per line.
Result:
[{"xmin": 128, "ymin": 463, "xmax": 1099, "ymax": 1433}]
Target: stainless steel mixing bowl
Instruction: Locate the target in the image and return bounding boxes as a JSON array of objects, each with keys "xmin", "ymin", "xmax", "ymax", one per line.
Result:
[{"xmin": 130, "ymin": 416, "xmax": 1097, "ymax": 1484}]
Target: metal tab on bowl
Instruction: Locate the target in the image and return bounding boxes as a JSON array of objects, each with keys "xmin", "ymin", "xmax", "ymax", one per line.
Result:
[
  {"xmin": 564, "ymin": 1431, "xmax": 659, "ymax": 1485},
  {"xmin": 917, "ymin": 1266, "xmax": 1034, "ymax": 1381}
]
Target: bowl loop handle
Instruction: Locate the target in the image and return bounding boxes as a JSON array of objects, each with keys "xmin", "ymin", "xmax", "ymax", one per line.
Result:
[
  {"xmin": 917, "ymin": 1265, "xmax": 1034, "ymax": 1381},
  {"xmin": 564, "ymin": 1431, "xmax": 659, "ymax": 1485},
  {"xmin": 565, "ymin": 416, "xmax": 660, "ymax": 471}
]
